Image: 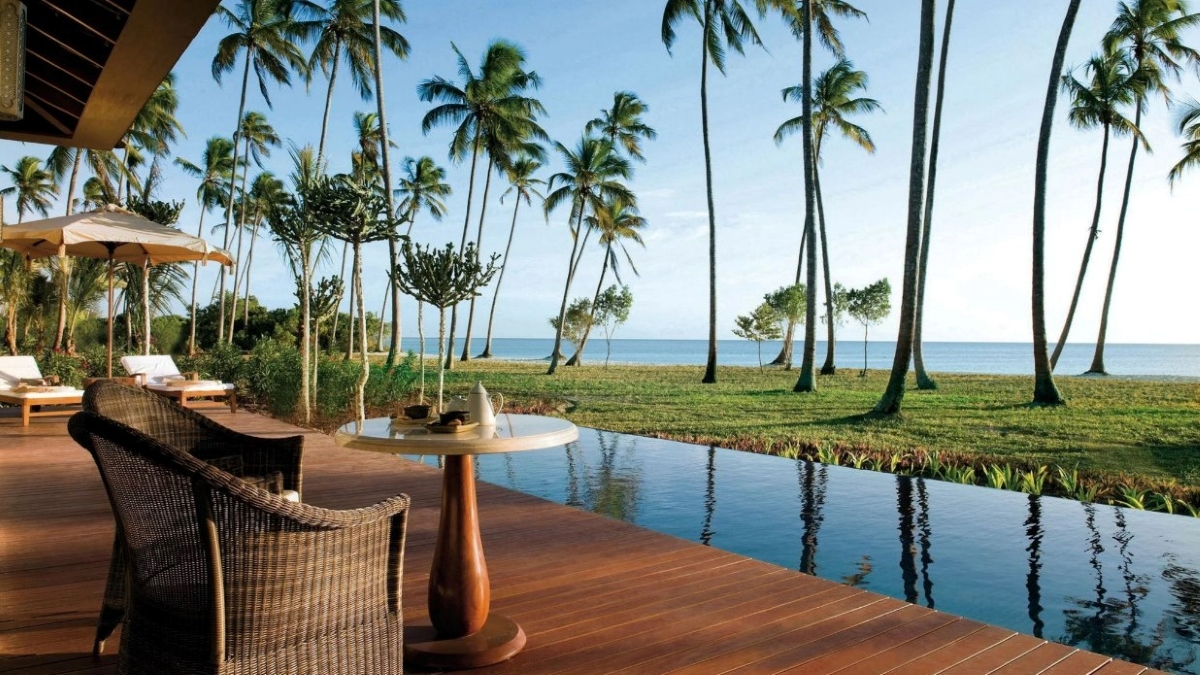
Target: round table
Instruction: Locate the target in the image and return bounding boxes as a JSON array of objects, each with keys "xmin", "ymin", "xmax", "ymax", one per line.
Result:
[{"xmin": 335, "ymin": 414, "xmax": 578, "ymax": 669}]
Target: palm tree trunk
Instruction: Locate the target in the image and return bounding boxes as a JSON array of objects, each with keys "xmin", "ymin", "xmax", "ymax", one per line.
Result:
[
  {"xmin": 860, "ymin": 322, "xmax": 869, "ymax": 376},
  {"xmin": 54, "ymin": 153, "xmax": 84, "ymax": 352},
  {"xmin": 914, "ymin": 0, "xmax": 956, "ymax": 391},
  {"xmin": 418, "ymin": 300, "xmax": 426, "ymax": 402},
  {"xmin": 700, "ymin": 3, "xmax": 718, "ymax": 385},
  {"xmin": 311, "ymin": 316, "xmax": 321, "ymax": 410},
  {"xmin": 1031, "ymin": 0, "xmax": 1080, "ymax": 405},
  {"xmin": 1089, "ymin": 107, "xmax": 1139, "ymax": 375},
  {"xmin": 1051, "ymin": 124, "xmax": 1109, "ymax": 370},
  {"xmin": 568, "ymin": 247, "xmax": 611, "ymax": 366},
  {"xmin": 435, "ymin": 307, "xmax": 448, "ymax": 413},
  {"xmin": 300, "ymin": 254, "xmax": 311, "ymax": 424},
  {"xmin": 794, "ymin": 0, "xmax": 821, "ymax": 393},
  {"xmin": 331, "ymin": 241, "xmax": 347, "ymax": 357},
  {"xmin": 227, "ymin": 162, "xmax": 251, "ymax": 342},
  {"xmin": 354, "ymin": 239, "xmax": 369, "ymax": 426},
  {"xmin": 371, "ymin": 2, "xmax": 400, "ymax": 371},
  {"xmin": 482, "ymin": 198, "xmax": 521, "ymax": 358},
  {"xmin": 317, "ymin": 42, "xmax": 341, "ymax": 163},
  {"xmin": 346, "ymin": 248, "xmax": 355, "ymax": 359},
  {"xmin": 378, "ymin": 278, "xmax": 388, "ymax": 350},
  {"xmin": 461, "ymin": 160, "xmax": 496, "ymax": 362},
  {"xmin": 446, "ymin": 137, "xmax": 484, "ymax": 371},
  {"xmin": 816, "ymin": 164, "xmax": 837, "ymax": 375},
  {"xmin": 188, "ymin": 207, "xmax": 207, "ymax": 355},
  {"xmin": 241, "ymin": 218, "xmax": 261, "ymax": 325},
  {"xmin": 219, "ymin": 49, "xmax": 254, "ymax": 344},
  {"xmin": 548, "ymin": 207, "xmax": 587, "ymax": 375},
  {"xmin": 770, "ymin": 228, "xmax": 807, "ymax": 367},
  {"xmin": 141, "ymin": 262, "xmax": 151, "ymax": 355},
  {"xmin": 872, "ymin": 0, "xmax": 936, "ymax": 413}
]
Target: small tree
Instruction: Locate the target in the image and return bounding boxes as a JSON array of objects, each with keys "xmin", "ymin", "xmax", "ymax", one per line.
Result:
[
  {"xmin": 395, "ymin": 242, "xmax": 498, "ymax": 413},
  {"xmin": 549, "ymin": 297, "xmax": 593, "ymax": 355},
  {"xmin": 845, "ymin": 278, "xmax": 891, "ymax": 377},
  {"xmin": 306, "ymin": 275, "xmax": 342, "ymax": 412},
  {"xmin": 764, "ymin": 284, "xmax": 806, "ymax": 370},
  {"xmin": 593, "ymin": 284, "xmax": 632, "ymax": 367},
  {"xmin": 733, "ymin": 301, "xmax": 783, "ymax": 371}
]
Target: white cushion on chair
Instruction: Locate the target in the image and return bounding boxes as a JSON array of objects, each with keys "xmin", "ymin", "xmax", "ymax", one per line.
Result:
[
  {"xmin": 0, "ymin": 356, "xmax": 46, "ymax": 391},
  {"xmin": 120, "ymin": 355, "xmax": 182, "ymax": 385}
]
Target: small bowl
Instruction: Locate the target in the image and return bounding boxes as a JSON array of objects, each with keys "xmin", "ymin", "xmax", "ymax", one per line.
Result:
[
  {"xmin": 438, "ymin": 410, "xmax": 469, "ymax": 425},
  {"xmin": 403, "ymin": 404, "xmax": 431, "ymax": 420}
]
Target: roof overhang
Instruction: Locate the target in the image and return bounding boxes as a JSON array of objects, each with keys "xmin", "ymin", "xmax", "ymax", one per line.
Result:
[{"xmin": 0, "ymin": 0, "xmax": 220, "ymax": 150}]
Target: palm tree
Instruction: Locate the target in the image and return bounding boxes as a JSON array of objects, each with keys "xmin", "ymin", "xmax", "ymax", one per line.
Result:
[
  {"xmin": 238, "ymin": 172, "xmax": 289, "ymax": 326},
  {"xmin": 1168, "ymin": 98, "xmax": 1200, "ymax": 184},
  {"xmin": 226, "ymin": 111, "xmax": 281, "ymax": 341},
  {"xmin": 45, "ymin": 148, "xmax": 122, "ymax": 218},
  {"xmin": 663, "ymin": 0, "xmax": 767, "ymax": 384},
  {"xmin": 913, "ymin": 0, "xmax": 955, "ymax": 390},
  {"xmin": 0, "ymin": 156, "xmax": 58, "ymax": 223},
  {"xmin": 544, "ymin": 136, "xmax": 634, "ymax": 375},
  {"xmin": 584, "ymin": 91, "xmax": 658, "ymax": 162},
  {"xmin": 872, "ymin": 0, "xmax": 936, "ymax": 414},
  {"xmin": 118, "ymin": 72, "xmax": 185, "ymax": 203},
  {"xmin": 64, "ymin": 258, "xmax": 109, "ymax": 353},
  {"xmin": 1050, "ymin": 51, "xmax": 1144, "ymax": 371},
  {"xmin": 369, "ymin": 0, "xmax": 403, "ymax": 370},
  {"xmin": 176, "ymin": 136, "xmax": 237, "ymax": 354},
  {"xmin": 295, "ymin": 0, "xmax": 408, "ymax": 161},
  {"xmin": 1030, "ymin": 0, "xmax": 1084, "ymax": 406},
  {"xmin": 770, "ymin": 0, "xmax": 867, "ymax": 370},
  {"xmin": 418, "ymin": 39, "xmax": 546, "ymax": 366},
  {"xmin": 212, "ymin": 0, "xmax": 308, "ymax": 343},
  {"xmin": 481, "ymin": 158, "xmax": 543, "ymax": 358},
  {"xmin": 1090, "ymin": 0, "xmax": 1200, "ymax": 374},
  {"xmin": 567, "ymin": 199, "xmax": 646, "ymax": 366},
  {"xmin": 776, "ymin": 58, "xmax": 880, "ymax": 377},
  {"xmin": 334, "ymin": 110, "xmax": 387, "ymax": 358}
]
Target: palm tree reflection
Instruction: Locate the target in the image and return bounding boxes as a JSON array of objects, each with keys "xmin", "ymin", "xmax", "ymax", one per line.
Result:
[
  {"xmin": 916, "ymin": 478, "xmax": 935, "ymax": 609},
  {"xmin": 563, "ymin": 430, "xmax": 643, "ymax": 522},
  {"xmin": 1026, "ymin": 494, "xmax": 1044, "ymax": 638},
  {"xmin": 797, "ymin": 459, "xmax": 827, "ymax": 575},
  {"xmin": 897, "ymin": 475, "xmax": 919, "ymax": 604},
  {"xmin": 700, "ymin": 446, "xmax": 716, "ymax": 546}
]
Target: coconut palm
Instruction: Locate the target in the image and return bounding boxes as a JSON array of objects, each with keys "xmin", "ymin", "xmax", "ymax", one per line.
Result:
[
  {"xmin": 768, "ymin": 0, "xmax": 867, "ymax": 370},
  {"xmin": 544, "ymin": 136, "xmax": 634, "ymax": 375},
  {"xmin": 1090, "ymin": 0, "xmax": 1200, "ymax": 374},
  {"xmin": 118, "ymin": 72, "xmax": 185, "ymax": 203},
  {"xmin": 663, "ymin": 0, "xmax": 766, "ymax": 384},
  {"xmin": 0, "ymin": 156, "xmax": 58, "ymax": 223},
  {"xmin": 64, "ymin": 258, "xmax": 109, "ymax": 353},
  {"xmin": 872, "ymin": 0, "xmax": 936, "ymax": 414},
  {"xmin": 418, "ymin": 39, "xmax": 546, "ymax": 366},
  {"xmin": 1050, "ymin": 51, "xmax": 1144, "ymax": 371},
  {"xmin": 913, "ymin": 0, "xmax": 956, "ymax": 390},
  {"xmin": 237, "ymin": 172, "xmax": 289, "ymax": 327},
  {"xmin": 226, "ymin": 111, "xmax": 281, "ymax": 341},
  {"xmin": 176, "ymin": 136, "xmax": 237, "ymax": 354},
  {"xmin": 369, "ymin": 0, "xmax": 403, "ymax": 370},
  {"xmin": 567, "ymin": 199, "xmax": 646, "ymax": 366},
  {"xmin": 392, "ymin": 156, "xmax": 452, "ymax": 364},
  {"xmin": 584, "ymin": 91, "xmax": 658, "ymax": 162},
  {"xmin": 45, "ymin": 149, "xmax": 122, "ymax": 218},
  {"xmin": 481, "ymin": 158, "xmax": 543, "ymax": 358},
  {"xmin": 1168, "ymin": 98, "xmax": 1200, "ymax": 184},
  {"xmin": 776, "ymin": 58, "xmax": 880, "ymax": 376},
  {"xmin": 334, "ymin": 111, "xmax": 387, "ymax": 358},
  {"xmin": 212, "ymin": 0, "xmax": 308, "ymax": 342},
  {"xmin": 1030, "ymin": 0, "xmax": 1084, "ymax": 406},
  {"xmin": 295, "ymin": 0, "xmax": 408, "ymax": 160}
]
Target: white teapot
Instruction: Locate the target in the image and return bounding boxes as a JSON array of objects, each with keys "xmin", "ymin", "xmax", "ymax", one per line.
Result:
[
  {"xmin": 467, "ymin": 381, "xmax": 505, "ymax": 426},
  {"xmin": 444, "ymin": 396, "xmax": 469, "ymax": 413}
]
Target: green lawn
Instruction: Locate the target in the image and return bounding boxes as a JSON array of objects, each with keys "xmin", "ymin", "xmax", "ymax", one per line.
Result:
[{"xmin": 423, "ymin": 359, "xmax": 1200, "ymax": 485}]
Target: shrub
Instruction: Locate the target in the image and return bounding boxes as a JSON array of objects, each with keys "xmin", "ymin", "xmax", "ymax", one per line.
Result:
[
  {"xmin": 244, "ymin": 338, "xmax": 302, "ymax": 416},
  {"xmin": 39, "ymin": 351, "xmax": 88, "ymax": 387}
]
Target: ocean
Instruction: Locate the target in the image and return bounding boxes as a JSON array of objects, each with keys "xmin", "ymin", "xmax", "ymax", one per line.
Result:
[{"xmin": 392, "ymin": 337, "xmax": 1200, "ymax": 379}]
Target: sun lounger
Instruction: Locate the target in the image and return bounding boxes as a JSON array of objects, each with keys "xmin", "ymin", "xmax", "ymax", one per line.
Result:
[
  {"xmin": 0, "ymin": 356, "xmax": 84, "ymax": 426},
  {"xmin": 120, "ymin": 355, "xmax": 238, "ymax": 412}
]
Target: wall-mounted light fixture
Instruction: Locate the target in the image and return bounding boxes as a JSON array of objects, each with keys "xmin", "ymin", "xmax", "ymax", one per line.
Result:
[{"xmin": 0, "ymin": 0, "xmax": 26, "ymax": 122}]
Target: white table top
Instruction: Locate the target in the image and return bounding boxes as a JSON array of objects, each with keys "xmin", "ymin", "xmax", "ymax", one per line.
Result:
[{"xmin": 334, "ymin": 413, "xmax": 579, "ymax": 456}]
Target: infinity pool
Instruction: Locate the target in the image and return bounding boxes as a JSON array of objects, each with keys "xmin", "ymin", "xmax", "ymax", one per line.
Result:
[{"xmin": 408, "ymin": 428, "xmax": 1200, "ymax": 674}]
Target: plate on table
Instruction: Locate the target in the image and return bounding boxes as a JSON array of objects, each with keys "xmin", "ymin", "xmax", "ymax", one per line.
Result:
[
  {"xmin": 390, "ymin": 415, "xmax": 435, "ymax": 426},
  {"xmin": 425, "ymin": 421, "xmax": 480, "ymax": 434}
]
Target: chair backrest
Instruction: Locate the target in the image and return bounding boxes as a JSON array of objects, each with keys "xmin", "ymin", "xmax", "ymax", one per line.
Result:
[
  {"xmin": 0, "ymin": 356, "xmax": 43, "ymax": 390},
  {"xmin": 120, "ymin": 355, "xmax": 181, "ymax": 385},
  {"xmin": 84, "ymin": 380, "xmax": 210, "ymax": 454}
]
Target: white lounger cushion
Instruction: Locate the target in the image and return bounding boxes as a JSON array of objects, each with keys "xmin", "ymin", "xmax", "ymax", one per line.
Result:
[
  {"xmin": 0, "ymin": 356, "xmax": 46, "ymax": 391},
  {"xmin": 120, "ymin": 355, "xmax": 184, "ymax": 385}
]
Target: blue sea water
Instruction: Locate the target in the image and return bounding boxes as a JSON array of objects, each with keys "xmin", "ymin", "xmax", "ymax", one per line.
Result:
[{"xmin": 395, "ymin": 337, "xmax": 1200, "ymax": 378}]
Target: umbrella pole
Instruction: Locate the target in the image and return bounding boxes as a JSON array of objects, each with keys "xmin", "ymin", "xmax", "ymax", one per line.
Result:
[
  {"xmin": 143, "ymin": 261, "xmax": 151, "ymax": 356},
  {"xmin": 106, "ymin": 260, "xmax": 114, "ymax": 377}
]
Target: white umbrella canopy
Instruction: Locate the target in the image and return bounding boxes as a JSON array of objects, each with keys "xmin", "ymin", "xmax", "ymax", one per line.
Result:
[{"xmin": 0, "ymin": 204, "xmax": 235, "ymax": 375}]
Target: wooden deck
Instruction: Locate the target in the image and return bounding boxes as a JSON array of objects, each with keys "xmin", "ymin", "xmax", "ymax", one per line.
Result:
[{"xmin": 0, "ymin": 408, "xmax": 1163, "ymax": 674}]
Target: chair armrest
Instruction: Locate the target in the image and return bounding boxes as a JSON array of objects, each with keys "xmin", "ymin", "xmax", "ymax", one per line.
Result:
[
  {"xmin": 194, "ymin": 427, "xmax": 305, "ymax": 496},
  {"xmin": 44, "ymin": 375, "xmax": 62, "ymax": 386}
]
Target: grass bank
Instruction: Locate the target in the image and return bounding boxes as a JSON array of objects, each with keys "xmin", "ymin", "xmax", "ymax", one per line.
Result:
[{"xmin": 420, "ymin": 359, "xmax": 1199, "ymax": 486}]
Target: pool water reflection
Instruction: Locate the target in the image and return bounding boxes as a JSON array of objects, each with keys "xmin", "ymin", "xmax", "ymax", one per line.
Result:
[{"xmin": 407, "ymin": 428, "xmax": 1200, "ymax": 674}]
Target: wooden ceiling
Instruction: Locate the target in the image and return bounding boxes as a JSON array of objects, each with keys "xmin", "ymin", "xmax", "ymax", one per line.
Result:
[{"xmin": 0, "ymin": 0, "xmax": 220, "ymax": 149}]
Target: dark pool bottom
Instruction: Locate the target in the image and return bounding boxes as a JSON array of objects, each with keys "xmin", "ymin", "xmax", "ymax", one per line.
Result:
[{"xmin": 407, "ymin": 427, "xmax": 1200, "ymax": 674}]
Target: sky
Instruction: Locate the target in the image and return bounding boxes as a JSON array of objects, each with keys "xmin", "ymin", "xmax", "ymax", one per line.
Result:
[{"xmin": 1, "ymin": 0, "xmax": 1198, "ymax": 346}]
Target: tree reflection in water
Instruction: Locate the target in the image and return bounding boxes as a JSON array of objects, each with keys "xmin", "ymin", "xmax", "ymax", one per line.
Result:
[
  {"xmin": 1026, "ymin": 494, "xmax": 1045, "ymax": 638},
  {"xmin": 916, "ymin": 478, "xmax": 935, "ymax": 609},
  {"xmin": 897, "ymin": 475, "xmax": 920, "ymax": 604},
  {"xmin": 797, "ymin": 460, "xmax": 827, "ymax": 575},
  {"xmin": 563, "ymin": 430, "xmax": 643, "ymax": 522},
  {"xmin": 700, "ymin": 446, "xmax": 716, "ymax": 546}
]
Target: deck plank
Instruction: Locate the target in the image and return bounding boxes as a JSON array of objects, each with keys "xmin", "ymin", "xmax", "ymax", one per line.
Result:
[{"xmin": 0, "ymin": 410, "xmax": 1167, "ymax": 674}]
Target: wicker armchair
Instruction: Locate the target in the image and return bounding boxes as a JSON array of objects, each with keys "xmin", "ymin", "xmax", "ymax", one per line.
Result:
[
  {"xmin": 69, "ymin": 411, "xmax": 410, "ymax": 675},
  {"xmin": 83, "ymin": 381, "xmax": 305, "ymax": 655}
]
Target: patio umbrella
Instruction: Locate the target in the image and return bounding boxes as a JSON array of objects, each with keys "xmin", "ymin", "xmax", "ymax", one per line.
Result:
[{"xmin": 0, "ymin": 204, "xmax": 234, "ymax": 375}]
